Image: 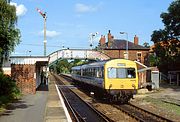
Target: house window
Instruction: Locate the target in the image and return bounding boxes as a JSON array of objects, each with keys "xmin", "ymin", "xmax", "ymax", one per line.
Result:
[{"xmin": 137, "ymin": 52, "xmax": 142, "ymax": 62}]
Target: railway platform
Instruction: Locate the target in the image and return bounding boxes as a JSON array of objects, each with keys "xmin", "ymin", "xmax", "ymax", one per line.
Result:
[
  {"xmin": 0, "ymin": 76, "xmax": 70, "ymax": 122},
  {"xmin": 44, "ymin": 75, "xmax": 69, "ymax": 122}
]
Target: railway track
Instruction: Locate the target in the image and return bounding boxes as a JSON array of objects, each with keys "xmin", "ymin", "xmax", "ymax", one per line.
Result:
[
  {"xmin": 113, "ymin": 103, "xmax": 173, "ymax": 122},
  {"xmin": 58, "ymin": 74, "xmax": 174, "ymax": 121},
  {"xmin": 53, "ymin": 74, "xmax": 113, "ymax": 122}
]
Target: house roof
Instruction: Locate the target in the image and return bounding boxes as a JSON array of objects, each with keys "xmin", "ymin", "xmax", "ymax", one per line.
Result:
[{"xmin": 102, "ymin": 39, "xmax": 149, "ymax": 50}]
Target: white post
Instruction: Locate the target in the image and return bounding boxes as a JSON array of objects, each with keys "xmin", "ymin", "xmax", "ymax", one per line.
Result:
[{"xmin": 120, "ymin": 32, "xmax": 128, "ymax": 59}]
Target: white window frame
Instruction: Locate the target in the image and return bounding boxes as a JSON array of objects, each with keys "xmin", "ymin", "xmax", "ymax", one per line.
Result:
[{"xmin": 136, "ymin": 52, "xmax": 142, "ymax": 62}]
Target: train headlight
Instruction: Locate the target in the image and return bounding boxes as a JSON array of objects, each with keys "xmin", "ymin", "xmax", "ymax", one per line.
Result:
[
  {"xmin": 132, "ymin": 84, "xmax": 136, "ymax": 89},
  {"xmin": 90, "ymin": 92, "xmax": 94, "ymax": 97}
]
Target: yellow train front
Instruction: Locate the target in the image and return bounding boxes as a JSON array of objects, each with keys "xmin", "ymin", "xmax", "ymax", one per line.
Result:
[
  {"xmin": 71, "ymin": 59, "xmax": 138, "ymax": 103},
  {"xmin": 104, "ymin": 59, "xmax": 138, "ymax": 103}
]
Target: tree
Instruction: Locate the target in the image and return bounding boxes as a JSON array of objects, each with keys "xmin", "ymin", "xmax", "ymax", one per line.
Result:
[
  {"xmin": 0, "ymin": 0, "xmax": 21, "ymax": 70},
  {"xmin": 56, "ymin": 59, "xmax": 70, "ymax": 74},
  {"xmin": 54, "ymin": 59, "xmax": 88, "ymax": 74},
  {"xmin": 151, "ymin": 0, "xmax": 180, "ymax": 73},
  {"xmin": 143, "ymin": 42, "xmax": 150, "ymax": 48}
]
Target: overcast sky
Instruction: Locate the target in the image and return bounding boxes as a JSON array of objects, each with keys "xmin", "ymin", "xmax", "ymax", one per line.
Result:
[{"xmin": 11, "ymin": 0, "xmax": 173, "ymax": 56}]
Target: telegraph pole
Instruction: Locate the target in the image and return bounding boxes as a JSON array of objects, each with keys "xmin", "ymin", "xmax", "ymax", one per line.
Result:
[{"xmin": 37, "ymin": 8, "xmax": 47, "ymax": 56}]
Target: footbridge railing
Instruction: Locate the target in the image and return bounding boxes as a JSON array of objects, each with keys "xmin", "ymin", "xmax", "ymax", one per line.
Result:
[{"xmin": 48, "ymin": 49, "xmax": 110, "ymax": 64}]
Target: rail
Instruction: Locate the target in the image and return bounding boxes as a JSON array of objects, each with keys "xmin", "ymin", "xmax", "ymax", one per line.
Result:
[{"xmin": 53, "ymin": 74, "xmax": 112, "ymax": 122}]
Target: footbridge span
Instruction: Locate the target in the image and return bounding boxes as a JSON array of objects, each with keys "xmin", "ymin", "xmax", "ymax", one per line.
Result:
[{"xmin": 49, "ymin": 49, "xmax": 110, "ymax": 64}]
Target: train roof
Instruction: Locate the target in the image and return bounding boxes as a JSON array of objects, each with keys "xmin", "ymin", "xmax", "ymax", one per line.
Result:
[
  {"xmin": 71, "ymin": 59, "xmax": 136, "ymax": 69},
  {"xmin": 81, "ymin": 60, "xmax": 106, "ymax": 68}
]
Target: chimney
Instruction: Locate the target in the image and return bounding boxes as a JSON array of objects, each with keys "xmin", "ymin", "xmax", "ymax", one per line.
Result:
[
  {"xmin": 108, "ymin": 30, "xmax": 113, "ymax": 48},
  {"xmin": 108, "ymin": 30, "xmax": 112, "ymax": 42},
  {"xmin": 99, "ymin": 35, "xmax": 106, "ymax": 46},
  {"xmin": 134, "ymin": 35, "xmax": 138, "ymax": 45}
]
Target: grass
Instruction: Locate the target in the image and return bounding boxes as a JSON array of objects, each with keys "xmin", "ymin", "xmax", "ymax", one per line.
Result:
[{"xmin": 144, "ymin": 97, "xmax": 180, "ymax": 115}]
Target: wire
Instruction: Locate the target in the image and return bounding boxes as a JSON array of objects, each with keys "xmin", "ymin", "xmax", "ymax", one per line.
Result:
[
  {"xmin": 19, "ymin": 43, "xmax": 88, "ymax": 49},
  {"xmin": 20, "ymin": 43, "xmax": 61, "ymax": 47}
]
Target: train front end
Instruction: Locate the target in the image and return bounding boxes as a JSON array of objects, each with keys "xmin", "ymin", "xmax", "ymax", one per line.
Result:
[{"xmin": 104, "ymin": 59, "xmax": 138, "ymax": 102}]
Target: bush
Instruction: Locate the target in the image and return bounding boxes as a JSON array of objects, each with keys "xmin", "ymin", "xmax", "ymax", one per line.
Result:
[{"xmin": 0, "ymin": 72, "xmax": 20, "ymax": 105}]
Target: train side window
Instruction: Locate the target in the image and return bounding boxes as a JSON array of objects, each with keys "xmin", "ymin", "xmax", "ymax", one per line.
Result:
[
  {"xmin": 95, "ymin": 68, "xmax": 98, "ymax": 78},
  {"xmin": 87, "ymin": 68, "xmax": 90, "ymax": 76},
  {"xmin": 97, "ymin": 67, "xmax": 101, "ymax": 78},
  {"xmin": 84, "ymin": 69, "xmax": 87, "ymax": 76},
  {"xmin": 93, "ymin": 68, "xmax": 96, "ymax": 77},
  {"xmin": 90, "ymin": 68, "xmax": 92, "ymax": 77},
  {"xmin": 102, "ymin": 67, "xmax": 104, "ymax": 78},
  {"xmin": 99, "ymin": 68, "xmax": 102, "ymax": 78}
]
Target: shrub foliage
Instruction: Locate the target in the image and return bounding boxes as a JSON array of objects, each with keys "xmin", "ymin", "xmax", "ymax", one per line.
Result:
[{"xmin": 0, "ymin": 72, "xmax": 20, "ymax": 105}]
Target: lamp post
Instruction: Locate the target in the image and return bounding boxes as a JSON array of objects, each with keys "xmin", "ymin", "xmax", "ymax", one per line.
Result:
[
  {"xmin": 120, "ymin": 32, "xmax": 128, "ymax": 59},
  {"xmin": 89, "ymin": 32, "xmax": 99, "ymax": 50}
]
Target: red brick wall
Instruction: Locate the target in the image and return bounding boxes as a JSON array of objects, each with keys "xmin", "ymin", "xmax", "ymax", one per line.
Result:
[
  {"xmin": 138, "ymin": 72, "xmax": 147, "ymax": 88},
  {"xmin": 103, "ymin": 50, "xmax": 121, "ymax": 58},
  {"xmin": 11, "ymin": 64, "xmax": 36, "ymax": 94},
  {"xmin": 103, "ymin": 49, "xmax": 149, "ymax": 65}
]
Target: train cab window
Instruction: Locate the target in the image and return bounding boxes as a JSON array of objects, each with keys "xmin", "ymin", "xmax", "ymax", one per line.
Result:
[
  {"xmin": 127, "ymin": 68, "xmax": 136, "ymax": 78},
  {"xmin": 108, "ymin": 67, "xmax": 136, "ymax": 79},
  {"xmin": 108, "ymin": 68, "xmax": 116, "ymax": 78},
  {"xmin": 117, "ymin": 68, "xmax": 126, "ymax": 78}
]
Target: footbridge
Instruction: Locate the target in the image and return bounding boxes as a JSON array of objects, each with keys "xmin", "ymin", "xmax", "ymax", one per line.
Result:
[
  {"xmin": 49, "ymin": 49, "xmax": 110, "ymax": 64},
  {"xmin": 9, "ymin": 49, "xmax": 110, "ymax": 94}
]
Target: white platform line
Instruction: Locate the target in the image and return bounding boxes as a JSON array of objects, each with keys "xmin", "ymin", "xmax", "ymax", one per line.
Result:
[{"xmin": 55, "ymin": 84, "xmax": 72, "ymax": 122}]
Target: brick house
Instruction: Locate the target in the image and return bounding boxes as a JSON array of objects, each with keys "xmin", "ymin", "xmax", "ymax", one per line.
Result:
[{"xmin": 97, "ymin": 30, "xmax": 150, "ymax": 65}]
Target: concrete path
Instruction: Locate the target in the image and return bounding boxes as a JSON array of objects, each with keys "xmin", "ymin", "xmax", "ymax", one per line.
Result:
[{"xmin": 0, "ymin": 85, "xmax": 48, "ymax": 122}]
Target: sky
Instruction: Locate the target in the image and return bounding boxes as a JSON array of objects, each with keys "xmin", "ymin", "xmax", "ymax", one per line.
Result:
[{"xmin": 10, "ymin": 0, "xmax": 173, "ymax": 56}]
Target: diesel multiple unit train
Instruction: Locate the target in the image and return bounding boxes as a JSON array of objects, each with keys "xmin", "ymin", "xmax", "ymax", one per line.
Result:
[{"xmin": 71, "ymin": 59, "xmax": 138, "ymax": 103}]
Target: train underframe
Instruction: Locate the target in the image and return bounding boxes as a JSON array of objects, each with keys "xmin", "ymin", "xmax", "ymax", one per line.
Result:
[
  {"xmin": 74, "ymin": 79, "xmax": 136, "ymax": 103},
  {"xmin": 106, "ymin": 89, "xmax": 137, "ymax": 103}
]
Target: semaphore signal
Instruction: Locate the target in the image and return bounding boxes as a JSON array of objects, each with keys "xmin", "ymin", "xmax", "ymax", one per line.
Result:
[{"xmin": 36, "ymin": 8, "xmax": 47, "ymax": 56}]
